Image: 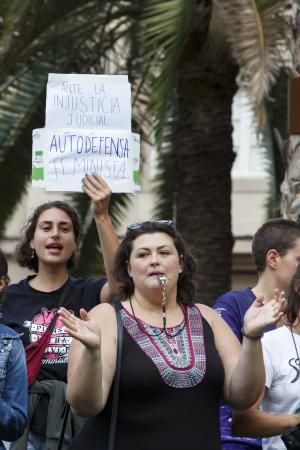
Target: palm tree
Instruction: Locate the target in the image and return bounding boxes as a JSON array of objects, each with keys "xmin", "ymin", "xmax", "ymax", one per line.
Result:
[
  {"xmin": 142, "ymin": 0, "xmax": 297, "ymax": 303},
  {"xmin": 278, "ymin": 76, "xmax": 300, "ymax": 222},
  {"xmin": 0, "ymin": 0, "xmax": 297, "ymax": 302}
]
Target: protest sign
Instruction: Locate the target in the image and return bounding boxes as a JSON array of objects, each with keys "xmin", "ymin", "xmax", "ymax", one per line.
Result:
[
  {"xmin": 32, "ymin": 73, "xmax": 140, "ymax": 194},
  {"xmin": 45, "ymin": 73, "xmax": 131, "ymax": 130},
  {"xmin": 32, "ymin": 130, "xmax": 46, "ymax": 188},
  {"xmin": 32, "ymin": 128, "xmax": 138, "ymax": 193},
  {"xmin": 132, "ymin": 133, "xmax": 140, "ymax": 194}
]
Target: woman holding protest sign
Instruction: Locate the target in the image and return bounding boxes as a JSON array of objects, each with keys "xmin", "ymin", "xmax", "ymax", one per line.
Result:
[{"xmin": 1, "ymin": 173, "xmax": 119, "ymax": 450}]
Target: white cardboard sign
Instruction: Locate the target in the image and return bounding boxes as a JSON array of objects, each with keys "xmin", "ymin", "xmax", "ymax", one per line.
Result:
[
  {"xmin": 32, "ymin": 128, "xmax": 139, "ymax": 193},
  {"xmin": 45, "ymin": 73, "xmax": 131, "ymax": 130}
]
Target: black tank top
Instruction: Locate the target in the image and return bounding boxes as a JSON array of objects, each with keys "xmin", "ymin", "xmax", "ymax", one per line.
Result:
[{"xmin": 70, "ymin": 303, "xmax": 224, "ymax": 450}]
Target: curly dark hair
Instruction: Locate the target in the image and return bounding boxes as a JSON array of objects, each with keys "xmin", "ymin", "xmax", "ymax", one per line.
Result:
[
  {"xmin": 16, "ymin": 201, "xmax": 82, "ymax": 272},
  {"xmin": 113, "ymin": 221, "xmax": 196, "ymax": 304},
  {"xmin": 286, "ymin": 270, "xmax": 300, "ymax": 326}
]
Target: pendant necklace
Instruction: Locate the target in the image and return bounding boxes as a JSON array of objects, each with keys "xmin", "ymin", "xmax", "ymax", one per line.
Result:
[
  {"xmin": 289, "ymin": 326, "xmax": 300, "ymax": 383},
  {"xmin": 167, "ymin": 335, "xmax": 183, "ymax": 357},
  {"xmin": 129, "ymin": 276, "xmax": 186, "ymax": 339},
  {"xmin": 158, "ymin": 275, "xmax": 186, "ymax": 338},
  {"xmin": 290, "ymin": 326, "xmax": 300, "ymax": 364}
]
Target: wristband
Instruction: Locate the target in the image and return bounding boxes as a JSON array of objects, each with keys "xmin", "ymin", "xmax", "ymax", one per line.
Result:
[{"xmin": 241, "ymin": 326, "xmax": 263, "ymax": 340}]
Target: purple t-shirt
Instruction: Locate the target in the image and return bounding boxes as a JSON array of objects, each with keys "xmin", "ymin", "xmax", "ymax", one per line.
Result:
[
  {"xmin": 213, "ymin": 288, "xmax": 256, "ymax": 341},
  {"xmin": 213, "ymin": 288, "xmax": 262, "ymax": 450}
]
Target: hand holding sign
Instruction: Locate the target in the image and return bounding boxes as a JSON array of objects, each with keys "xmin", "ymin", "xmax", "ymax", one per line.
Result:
[{"xmin": 82, "ymin": 173, "xmax": 112, "ymax": 218}]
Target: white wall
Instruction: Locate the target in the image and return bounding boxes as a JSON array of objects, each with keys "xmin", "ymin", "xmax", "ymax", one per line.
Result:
[{"xmin": 231, "ymin": 88, "xmax": 270, "ymax": 288}]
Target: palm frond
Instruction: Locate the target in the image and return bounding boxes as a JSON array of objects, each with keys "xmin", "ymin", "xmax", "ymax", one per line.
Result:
[
  {"xmin": 139, "ymin": 0, "xmax": 194, "ymax": 146},
  {"xmin": 214, "ymin": 0, "xmax": 296, "ymax": 127},
  {"xmin": 0, "ymin": 0, "xmax": 92, "ymax": 79},
  {"xmin": 0, "ymin": 49, "xmax": 71, "ymax": 236},
  {"xmin": 0, "ymin": 54, "xmax": 65, "ymax": 156},
  {"xmin": 0, "ymin": 97, "xmax": 45, "ymax": 238},
  {"xmin": 0, "ymin": 0, "xmax": 148, "ymax": 275}
]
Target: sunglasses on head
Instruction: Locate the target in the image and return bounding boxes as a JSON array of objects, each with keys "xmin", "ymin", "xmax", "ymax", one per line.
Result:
[{"xmin": 127, "ymin": 220, "xmax": 173, "ymax": 231}]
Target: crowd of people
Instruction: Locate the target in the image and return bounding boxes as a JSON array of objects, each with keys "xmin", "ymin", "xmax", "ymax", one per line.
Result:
[{"xmin": 1, "ymin": 174, "xmax": 300, "ymax": 450}]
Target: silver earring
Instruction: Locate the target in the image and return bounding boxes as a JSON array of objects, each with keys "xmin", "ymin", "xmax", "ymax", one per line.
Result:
[{"xmin": 31, "ymin": 248, "xmax": 35, "ymax": 259}]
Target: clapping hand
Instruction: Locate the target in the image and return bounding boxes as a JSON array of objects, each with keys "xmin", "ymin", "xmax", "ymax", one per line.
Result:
[
  {"xmin": 58, "ymin": 307, "xmax": 101, "ymax": 350},
  {"xmin": 243, "ymin": 289, "xmax": 286, "ymax": 337}
]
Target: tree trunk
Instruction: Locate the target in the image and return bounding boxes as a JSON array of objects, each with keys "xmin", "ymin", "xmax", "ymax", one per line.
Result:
[
  {"xmin": 175, "ymin": 24, "xmax": 238, "ymax": 305},
  {"xmin": 280, "ymin": 77, "xmax": 300, "ymax": 221},
  {"xmin": 266, "ymin": 71, "xmax": 288, "ymax": 217},
  {"xmin": 280, "ymin": 136, "xmax": 300, "ymax": 221}
]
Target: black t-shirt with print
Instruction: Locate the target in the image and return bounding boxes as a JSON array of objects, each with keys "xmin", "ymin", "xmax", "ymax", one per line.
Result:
[{"xmin": 1, "ymin": 276, "xmax": 106, "ymax": 382}]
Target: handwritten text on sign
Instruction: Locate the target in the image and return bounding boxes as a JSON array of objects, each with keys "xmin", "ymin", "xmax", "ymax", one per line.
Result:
[
  {"xmin": 33, "ymin": 128, "xmax": 134, "ymax": 192},
  {"xmin": 45, "ymin": 73, "xmax": 131, "ymax": 130}
]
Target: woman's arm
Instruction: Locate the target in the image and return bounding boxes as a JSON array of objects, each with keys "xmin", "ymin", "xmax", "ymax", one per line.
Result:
[
  {"xmin": 58, "ymin": 303, "xmax": 117, "ymax": 417},
  {"xmin": 200, "ymin": 293, "xmax": 284, "ymax": 409},
  {"xmin": 82, "ymin": 173, "xmax": 120, "ymax": 303},
  {"xmin": 0, "ymin": 338, "xmax": 28, "ymax": 441},
  {"xmin": 201, "ymin": 305, "xmax": 264, "ymax": 409},
  {"xmin": 232, "ymin": 395, "xmax": 300, "ymax": 437}
]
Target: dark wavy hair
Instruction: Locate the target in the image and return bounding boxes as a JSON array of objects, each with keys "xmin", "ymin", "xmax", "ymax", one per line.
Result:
[
  {"xmin": 16, "ymin": 201, "xmax": 82, "ymax": 272},
  {"xmin": 113, "ymin": 221, "xmax": 196, "ymax": 304},
  {"xmin": 286, "ymin": 270, "xmax": 300, "ymax": 326},
  {"xmin": 0, "ymin": 248, "xmax": 9, "ymax": 302},
  {"xmin": 252, "ymin": 219, "xmax": 300, "ymax": 273}
]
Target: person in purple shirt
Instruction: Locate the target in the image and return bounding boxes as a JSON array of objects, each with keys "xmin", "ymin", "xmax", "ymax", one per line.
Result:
[{"xmin": 213, "ymin": 218, "xmax": 300, "ymax": 450}]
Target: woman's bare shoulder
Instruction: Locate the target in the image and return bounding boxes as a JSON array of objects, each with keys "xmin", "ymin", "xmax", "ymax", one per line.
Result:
[
  {"xmin": 88, "ymin": 302, "xmax": 117, "ymax": 321},
  {"xmin": 194, "ymin": 303, "xmax": 220, "ymax": 326}
]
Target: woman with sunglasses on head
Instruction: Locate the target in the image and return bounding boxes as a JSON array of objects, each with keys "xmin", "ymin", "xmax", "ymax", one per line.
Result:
[
  {"xmin": 1, "ymin": 173, "xmax": 119, "ymax": 450},
  {"xmin": 58, "ymin": 220, "xmax": 285, "ymax": 450}
]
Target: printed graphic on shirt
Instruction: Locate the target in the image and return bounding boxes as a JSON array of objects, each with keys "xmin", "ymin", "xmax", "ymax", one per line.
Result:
[
  {"xmin": 24, "ymin": 307, "xmax": 72, "ymax": 364},
  {"xmin": 289, "ymin": 357, "xmax": 300, "ymax": 382},
  {"xmin": 214, "ymin": 307, "xmax": 226, "ymax": 317}
]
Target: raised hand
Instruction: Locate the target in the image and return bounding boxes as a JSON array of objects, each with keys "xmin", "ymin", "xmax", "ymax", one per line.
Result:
[
  {"xmin": 243, "ymin": 289, "xmax": 286, "ymax": 337},
  {"xmin": 58, "ymin": 307, "xmax": 101, "ymax": 350},
  {"xmin": 82, "ymin": 173, "xmax": 112, "ymax": 218}
]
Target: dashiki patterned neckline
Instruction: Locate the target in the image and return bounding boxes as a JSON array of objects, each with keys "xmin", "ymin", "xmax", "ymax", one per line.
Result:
[{"xmin": 120, "ymin": 304, "xmax": 206, "ymax": 389}]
